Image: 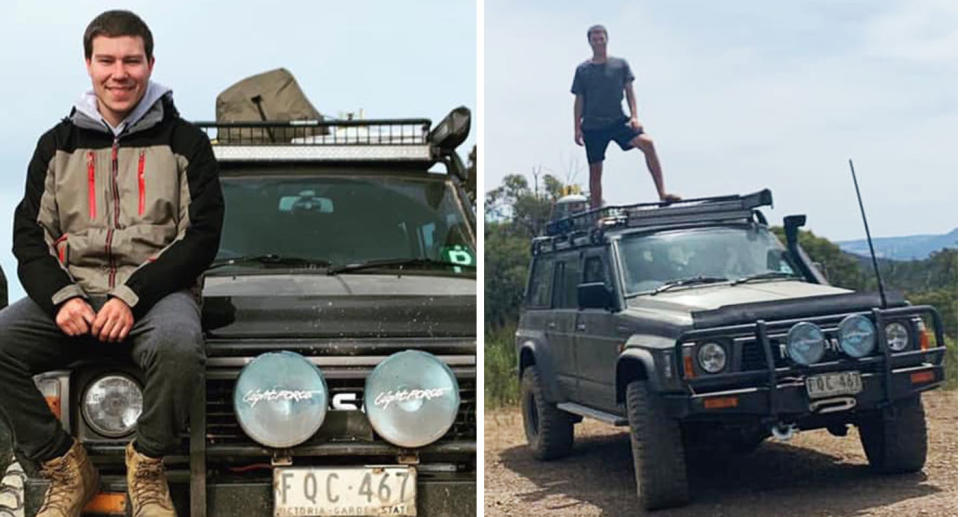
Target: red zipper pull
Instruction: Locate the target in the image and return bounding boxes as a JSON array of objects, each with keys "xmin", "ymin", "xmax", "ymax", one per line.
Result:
[
  {"xmin": 87, "ymin": 151, "xmax": 96, "ymax": 220},
  {"xmin": 138, "ymin": 150, "xmax": 146, "ymax": 216}
]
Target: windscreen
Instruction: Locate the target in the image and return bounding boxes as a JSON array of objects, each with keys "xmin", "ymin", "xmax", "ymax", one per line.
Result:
[
  {"xmin": 218, "ymin": 174, "xmax": 474, "ymax": 269},
  {"xmin": 618, "ymin": 226, "xmax": 798, "ymax": 294}
]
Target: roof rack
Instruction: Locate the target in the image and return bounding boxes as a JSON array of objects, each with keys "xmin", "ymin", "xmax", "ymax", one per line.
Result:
[
  {"xmin": 544, "ymin": 189, "xmax": 773, "ymax": 237},
  {"xmin": 194, "ymin": 118, "xmax": 433, "ymax": 162}
]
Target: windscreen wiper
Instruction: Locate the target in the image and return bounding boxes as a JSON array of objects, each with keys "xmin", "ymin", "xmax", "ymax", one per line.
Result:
[
  {"xmin": 733, "ymin": 271, "xmax": 801, "ymax": 285},
  {"xmin": 208, "ymin": 254, "xmax": 331, "ymax": 270},
  {"xmin": 327, "ymin": 257, "xmax": 476, "ymax": 275},
  {"xmin": 651, "ymin": 276, "xmax": 729, "ymax": 295}
]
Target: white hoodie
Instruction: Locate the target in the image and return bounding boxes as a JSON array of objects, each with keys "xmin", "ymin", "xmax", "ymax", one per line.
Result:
[{"xmin": 72, "ymin": 80, "xmax": 173, "ymax": 136}]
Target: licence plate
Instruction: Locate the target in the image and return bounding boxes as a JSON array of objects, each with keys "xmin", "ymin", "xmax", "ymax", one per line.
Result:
[
  {"xmin": 274, "ymin": 466, "xmax": 416, "ymax": 516},
  {"xmin": 805, "ymin": 371, "xmax": 862, "ymax": 399}
]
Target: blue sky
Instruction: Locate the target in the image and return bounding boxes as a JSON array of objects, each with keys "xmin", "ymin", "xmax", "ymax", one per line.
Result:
[
  {"xmin": 485, "ymin": 0, "xmax": 957, "ymax": 242},
  {"xmin": 0, "ymin": 1, "xmax": 476, "ymax": 302}
]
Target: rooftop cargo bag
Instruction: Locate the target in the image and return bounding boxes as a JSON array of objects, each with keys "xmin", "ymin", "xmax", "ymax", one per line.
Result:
[{"xmin": 215, "ymin": 68, "xmax": 328, "ymax": 143}]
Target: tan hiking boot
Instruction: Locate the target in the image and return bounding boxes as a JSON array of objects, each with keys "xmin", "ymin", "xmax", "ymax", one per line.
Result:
[
  {"xmin": 36, "ymin": 439, "xmax": 99, "ymax": 517},
  {"xmin": 125, "ymin": 442, "xmax": 175, "ymax": 516}
]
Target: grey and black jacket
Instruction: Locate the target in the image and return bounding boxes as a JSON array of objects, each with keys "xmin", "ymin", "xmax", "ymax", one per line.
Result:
[{"xmin": 14, "ymin": 86, "xmax": 224, "ymax": 319}]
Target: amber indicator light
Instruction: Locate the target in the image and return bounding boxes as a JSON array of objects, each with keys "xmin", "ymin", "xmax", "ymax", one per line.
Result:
[
  {"xmin": 683, "ymin": 356, "xmax": 695, "ymax": 378},
  {"xmin": 83, "ymin": 493, "xmax": 127, "ymax": 514},
  {"xmin": 703, "ymin": 396, "xmax": 738, "ymax": 409},
  {"xmin": 44, "ymin": 396, "xmax": 61, "ymax": 421},
  {"xmin": 919, "ymin": 332, "xmax": 931, "ymax": 351}
]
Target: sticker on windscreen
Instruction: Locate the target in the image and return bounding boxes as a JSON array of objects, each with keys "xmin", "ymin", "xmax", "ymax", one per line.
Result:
[{"xmin": 441, "ymin": 245, "xmax": 474, "ymax": 272}]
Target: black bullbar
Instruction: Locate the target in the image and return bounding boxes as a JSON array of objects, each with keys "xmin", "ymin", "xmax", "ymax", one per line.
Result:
[{"xmin": 663, "ymin": 305, "xmax": 946, "ymax": 419}]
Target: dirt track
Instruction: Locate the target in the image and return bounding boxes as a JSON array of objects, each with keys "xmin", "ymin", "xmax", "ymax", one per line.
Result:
[{"xmin": 484, "ymin": 390, "xmax": 957, "ymax": 516}]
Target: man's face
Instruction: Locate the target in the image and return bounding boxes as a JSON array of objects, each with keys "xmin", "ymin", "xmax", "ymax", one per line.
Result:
[
  {"xmin": 85, "ymin": 35, "xmax": 154, "ymax": 125},
  {"xmin": 588, "ymin": 29, "xmax": 607, "ymax": 51}
]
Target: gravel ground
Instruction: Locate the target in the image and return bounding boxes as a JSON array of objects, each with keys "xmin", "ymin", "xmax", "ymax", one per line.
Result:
[{"xmin": 484, "ymin": 390, "xmax": 957, "ymax": 516}]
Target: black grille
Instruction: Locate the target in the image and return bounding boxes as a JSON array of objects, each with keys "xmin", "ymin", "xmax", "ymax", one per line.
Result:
[{"xmin": 740, "ymin": 339, "xmax": 789, "ymax": 371}]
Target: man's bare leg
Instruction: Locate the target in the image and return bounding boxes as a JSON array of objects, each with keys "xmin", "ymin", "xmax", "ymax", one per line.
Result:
[
  {"xmin": 589, "ymin": 162, "xmax": 603, "ymax": 209},
  {"xmin": 631, "ymin": 134, "xmax": 678, "ymax": 202}
]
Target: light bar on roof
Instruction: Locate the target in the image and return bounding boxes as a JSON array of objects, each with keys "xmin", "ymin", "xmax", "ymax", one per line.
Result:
[{"xmin": 212, "ymin": 144, "xmax": 433, "ymax": 162}]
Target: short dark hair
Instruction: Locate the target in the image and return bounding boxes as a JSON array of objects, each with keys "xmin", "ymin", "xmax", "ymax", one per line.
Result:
[
  {"xmin": 83, "ymin": 10, "xmax": 154, "ymax": 60},
  {"xmin": 587, "ymin": 25, "xmax": 607, "ymax": 40}
]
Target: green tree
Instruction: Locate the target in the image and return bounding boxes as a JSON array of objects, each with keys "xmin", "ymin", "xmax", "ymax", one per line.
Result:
[{"xmin": 484, "ymin": 171, "xmax": 572, "ymax": 328}]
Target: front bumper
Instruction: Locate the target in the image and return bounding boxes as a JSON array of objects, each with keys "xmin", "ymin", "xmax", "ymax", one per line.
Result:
[
  {"xmin": 665, "ymin": 305, "xmax": 948, "ymax": 421},
  {"xmin": 26, "ymin": 471, "xmax": 475, "ymax": 517},
  {"xmin": 662, "ymin": 362, "xmax": 943, "ymax": 419}
]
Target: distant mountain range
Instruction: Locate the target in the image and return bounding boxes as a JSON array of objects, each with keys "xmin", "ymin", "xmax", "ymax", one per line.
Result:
[{"xmin": 837, "ymin": 228, "xmax": 958, "ymax": 261}]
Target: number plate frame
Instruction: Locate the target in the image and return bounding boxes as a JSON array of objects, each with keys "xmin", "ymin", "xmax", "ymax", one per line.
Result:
[
  {"xmin": 273, "ymin": 465, "xmax": 416, "ymax": 517},
  {"xmin": 805, "ymin": 371, "xmax": 862, "ymax": 399}
]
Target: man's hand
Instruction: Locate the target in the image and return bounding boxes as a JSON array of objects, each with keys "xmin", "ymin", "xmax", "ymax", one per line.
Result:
[
  {"xmin": 91, "ymin": 298, "xmax": 134, "ymax": 342},
  {"xmin": 56, "ymin": 297, "xmax": 96, "ymax": 336},
  {"xmin": 575, "ymin": 127, "xmax": 584, "ymax": 146},
  {"xmin": 629, "ymin": 117, "xmax": 644, "ymax": 132},
  {"xmin": 660, "ymin": 193, "xmax": 682, "ymax": 204}
]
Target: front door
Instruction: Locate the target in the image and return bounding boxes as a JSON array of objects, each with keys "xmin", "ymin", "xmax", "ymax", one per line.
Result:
[{"xmin": 575, "ymin": 250, "xmax": 627, "ymax": 413}]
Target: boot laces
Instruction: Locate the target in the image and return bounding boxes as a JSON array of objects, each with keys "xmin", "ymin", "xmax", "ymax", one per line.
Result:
[
  {"xmin": 132, "ymin": 458, "xmax": 170, "ymax": 508},
  {"xmin": 38, "ymin": 457, "xmax": 78, "ymax": 513}
]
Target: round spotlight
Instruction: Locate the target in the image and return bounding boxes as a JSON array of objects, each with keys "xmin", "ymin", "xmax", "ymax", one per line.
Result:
[
  {"xmin": 837, "ymin": 315, "xmax": 876, "ymax": 358},
  {"xmin": 697, "ymin": 342, "xmax": 727, "ymax": 373},
  {"xmin": 81, "ymin": 374, "xmax": 143, "ymax": 438},
  {"xmin": 234, "ymin": 351, "xmax": 328, "ymax": 448},
  {"xmin": 884, "ymin": 322, "xmax": 910, "ymax": 352},
  {"xmin": 786, "ymin": 322, "xmax": 826, "ymax": 365},
  {"xmin": 364, "ymin": 351, "xmax": 460, "ymax": 448}
]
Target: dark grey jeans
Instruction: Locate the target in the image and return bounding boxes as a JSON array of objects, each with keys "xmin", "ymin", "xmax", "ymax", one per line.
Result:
[{"xmin": 0, "ymin": 290, "xmax": 204, "ymax": 462}]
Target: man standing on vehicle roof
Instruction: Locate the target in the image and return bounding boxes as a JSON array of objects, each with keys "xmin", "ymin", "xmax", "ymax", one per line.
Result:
[
  {"xmin": 572, "ymin": 25, "xmax": 680, "ymax": 209},
  {"xmin": 0, "ymin": 10, "xmax": 223, "ymax": 517}
]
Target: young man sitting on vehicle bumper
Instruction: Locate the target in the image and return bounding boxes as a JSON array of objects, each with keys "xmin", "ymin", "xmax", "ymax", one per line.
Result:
[{"xmin": 0, "ymin": 10, "xmax": 223, "ymax": 517}]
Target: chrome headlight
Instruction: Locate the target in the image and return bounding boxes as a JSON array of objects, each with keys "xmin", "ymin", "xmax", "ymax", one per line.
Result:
[
  {"xmin": 884, "ymin": 322, "xmax": 910, "ymax": 352},
  {"xmin": 234, "ymin": 351, "xmax": 328, "ymax": 448},
  {"xmin": 837, "ymin": 315, "xmax": 876, "ymax": 358},
  {"xmin": 786, "ymin": 322, "xmax": 826, "ymax": 365},
  {"xmin": 365, "ymin": 351, "xmax": 460, "ymax": 448},
  {"xmin": 81, "ymin": 374, "xmax": 142, "ymax": 438},
  {"xmin": 697, "ymin": 342, "xmax": 727, "ymax": 373}
]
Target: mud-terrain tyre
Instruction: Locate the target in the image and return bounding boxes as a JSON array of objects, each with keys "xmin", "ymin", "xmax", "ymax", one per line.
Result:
[
  {"xmin": 626, "ymin": 380, "xmax": 689, "ymax": 510},
  {"xmin": 520, "ymin": 367, "xmax": 573, "ymax": 460},
  {"xmin": 858, "ymin": 395, "xmax": 927, "ymax": 473}
]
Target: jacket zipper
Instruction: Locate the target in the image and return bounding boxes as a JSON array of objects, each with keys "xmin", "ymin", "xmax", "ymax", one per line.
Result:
[
  {"xmin": 137, "ymin": 151, "xmax": 146, "ymax": 216},
  {"xmin": 55, "ymin": 234, "xmax": 68, "ymax": 263},
  {"xmin": 86, "ymin": 152, "xmax": 96, "ymax": 220},
  {"xmin": 107, "ymin": 138, "xmax": 120, "ymax": 288}
]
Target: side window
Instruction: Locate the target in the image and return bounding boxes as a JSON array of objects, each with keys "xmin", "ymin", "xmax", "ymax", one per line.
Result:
[
  {"xmin": 583, "ymin": 254, "xmax": 611, "ymax": 287},
  {"xmin": 527, "ymin": 256, "xmax": 554, "ymax": 308},
  {"xmin": 553, "ymin": 252, "xmax": 581, "ymax": 309}
]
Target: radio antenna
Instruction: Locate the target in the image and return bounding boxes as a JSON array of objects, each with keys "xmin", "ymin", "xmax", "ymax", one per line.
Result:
[{"xmin": 848, "ymin": 159, "xmax": 887, "ymax": 308}]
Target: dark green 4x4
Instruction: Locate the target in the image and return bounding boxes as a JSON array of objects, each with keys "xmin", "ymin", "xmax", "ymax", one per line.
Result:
[{"xmin": 516, "ymin": 190, "xmax": 946, "ymax": 510}]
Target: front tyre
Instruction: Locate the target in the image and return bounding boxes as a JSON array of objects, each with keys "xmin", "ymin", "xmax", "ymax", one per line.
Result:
[
  {"xmin": 858, "ymin": 395, "xmax": 927, "ymax": 473},
  {"xmin": 520, "ymin": 366, "xmax": 573, "ymax": 460},
  {"xmin": 626, "ymin": 380, "xmax": 689, "ymax": 510}
]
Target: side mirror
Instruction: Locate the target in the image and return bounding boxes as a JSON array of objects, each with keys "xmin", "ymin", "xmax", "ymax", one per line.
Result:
[{"xmin": 578, "ymin": 282, "xmax": 613, "ymax": 310}]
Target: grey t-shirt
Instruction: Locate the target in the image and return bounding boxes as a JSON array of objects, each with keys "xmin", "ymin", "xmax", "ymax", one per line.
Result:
[{"xmin": 571, "ymin": 57, "xmax": 635, "ymax": 130}]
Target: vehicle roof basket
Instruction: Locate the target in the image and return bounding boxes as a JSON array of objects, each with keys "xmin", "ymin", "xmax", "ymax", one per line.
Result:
[
  {"xmin": 545, "ymin": 189, "xmax": 773, "ymax": 237},
  {"xmin": 193, "ymin": 118, "xmax": 433, "ymax": 162}
]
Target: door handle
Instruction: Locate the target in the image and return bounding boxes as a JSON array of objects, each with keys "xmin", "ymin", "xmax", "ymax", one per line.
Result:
[
  {"xmin": 576, "ymin": 323, "xmax": 587, "ymax": 331},
  {"xmin": 547, "ymin": 322, "xmax": 557, "ymax": 329}
]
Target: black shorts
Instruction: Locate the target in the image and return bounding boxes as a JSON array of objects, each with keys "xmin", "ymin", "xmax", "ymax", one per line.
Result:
[{"xmin": 583, "ymin": 119, "xmax": 643, "ymax": 164}]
